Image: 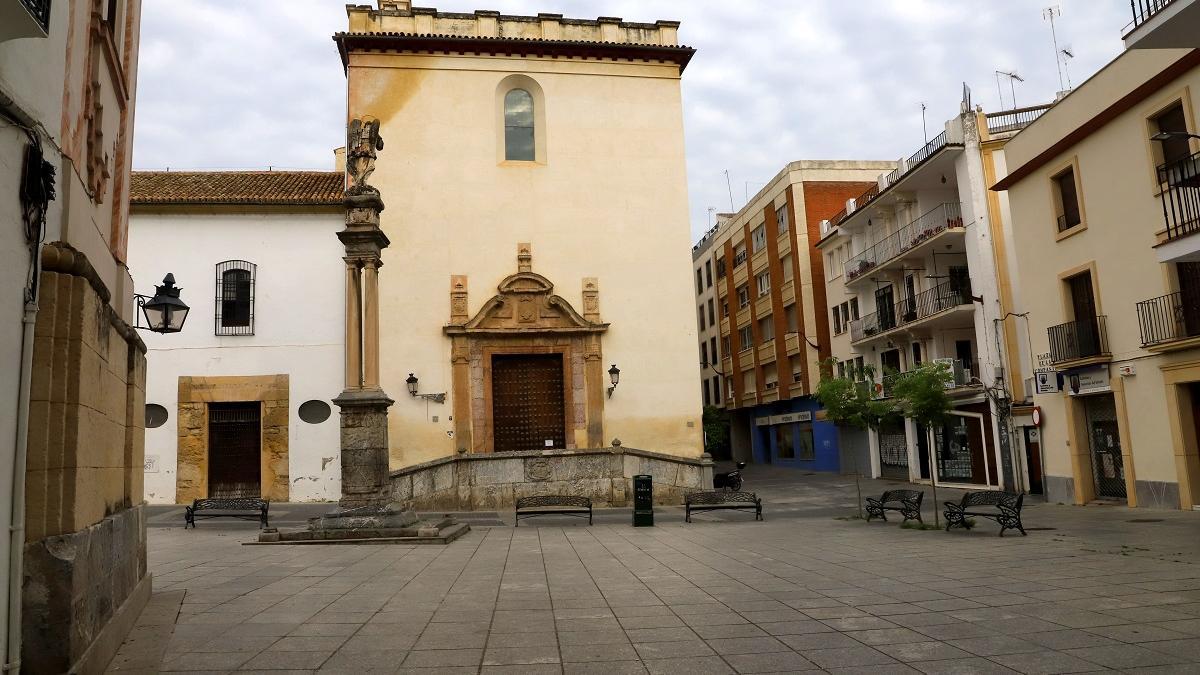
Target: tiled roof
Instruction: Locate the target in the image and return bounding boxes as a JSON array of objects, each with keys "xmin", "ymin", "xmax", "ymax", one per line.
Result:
[{"xmin": 130, "ymin": 171, "xmax": 344, "ymax": 206}]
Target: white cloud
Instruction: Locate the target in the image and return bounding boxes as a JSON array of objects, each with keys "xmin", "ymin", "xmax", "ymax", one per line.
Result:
[{"xmin": 132, "ymin": 0, "xmax": 1129, "ymax": 238}]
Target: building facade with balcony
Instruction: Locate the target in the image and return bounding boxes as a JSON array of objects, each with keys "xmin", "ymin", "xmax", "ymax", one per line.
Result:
[
  {"xmin": 817, "ymin": 100, "xmax": 1051, "ymax": 493},
  {"xmin": 993, "ymin": 38, "xmax": 1200, "ymax": 510},
  {"xmin": 692, "ymin": 161, "xmax": 894, "ymax": 468}
]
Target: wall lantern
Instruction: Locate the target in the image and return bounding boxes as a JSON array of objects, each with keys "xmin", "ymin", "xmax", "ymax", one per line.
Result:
[
  {"xmin": 135, "ymin": 274, "xmax": 190, "ymax": 333},
  {"xmin": 1151, "ymin": 131, "xmax": 1200, "ymax": 143},
  {"xmin": 607, "ymin": 364, "xmax": 621, "ymax": 398},
  {"xmin": 406, "ymin": 373, "xmax": 446, "ymax": 404}
]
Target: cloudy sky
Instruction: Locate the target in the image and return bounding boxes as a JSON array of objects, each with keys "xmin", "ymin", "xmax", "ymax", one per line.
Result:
[{"xmin": 133, "ymin": 0, "xmax": 1131, "ymax": 241}]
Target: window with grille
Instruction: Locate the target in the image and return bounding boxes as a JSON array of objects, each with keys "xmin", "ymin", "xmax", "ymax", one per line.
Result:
[{"xmin": 215, "ymin": 260, "xmax": 256, "ymax": 335}]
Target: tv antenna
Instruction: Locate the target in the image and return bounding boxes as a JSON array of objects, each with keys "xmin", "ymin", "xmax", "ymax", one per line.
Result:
[
  {"xmin": 1044, "ymin": 5, "xmax": 1065, "ymax": 91},
  {"xmin": 994, "ymin": 70, "xmax": 1025, "ymax": 109},
  {"xmin": 919, "ymin": 102, "xmax": 928, "ymax": 144},
  {"xmin": 1060, "ymin": 46, "xmax": 1075, "ymax": 89},
  {"xmin": 722, "ymin": 169, "xmax": 734, "ymax": 211}
]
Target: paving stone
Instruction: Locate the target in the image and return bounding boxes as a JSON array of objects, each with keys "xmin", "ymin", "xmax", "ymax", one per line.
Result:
[
  {"xmin": 846, "ymin": 628, "xmax": 929, "ymax": 645},
  {"xmin": 911, "ymin": 657, "xmax": 1020, "ymax": 674},
  {"xmin": 161, "ymin": 651, "xmax": 254, "ymax": 671},
  {"xmin": 778, "ymin": 632, "xmax": 863, "ymax": 651},
  {"xmin": 690, "ymin": 623, "xmax": 769, "ymax": 639},
  {"xmin": 241, "ymin": 650, "xmax": 334, "ymax": 670},
  {"xmin": 563, "ymin": 662, "xmax": 648, "ymax": 674},
  {"xmin": 633, "ymin": 640, "xmax": 717, "ymax": 659},
  {"xmin": 876, "ymin": 641, "xmax": 973, "ymax": 662},
  {"xmin": 560, "ymin": 642, "xmax": 640, "ymax": 662},
  {"xmin": 558, "ymin": 629, "xmax": 631, "ymax": 645},
  {"xmin": 947, "ymin": 635, "xmax": 1043, "ymax": 656},
  {"xmin": 722, "ymin": 650, "xmax": 817, "ymax": 673},
  {"xmin": 482, "ymin": 645, "xmax": 561, "ymax": 665},
  {"xmin": 1022, "ymin": 629, "xmax": 1114, "ymax": 650},
  {"xmin": 800, "ymin": 645, "xmax": 897, "ymax": 669},
  {"xmin": 1063, "ymin": 644, "xmax": 1188, "ymax": 669},
  {"xmin": 1085, "ymin": 623, "xmax": 1192, "ymax": 643},
  {"xmin": 401, "ymin": 648, "xmax": 483, "ymax": 668},
  {"xmin": 992, "ymin": 650, "xmax": 1115, "ymax": 674},
  {"xmin": 642, "ymin": 656, "xmax": 735, "ymax": 675},
  {"xmin": 319, "ymin": 648, "xmax": 407, "ymax": 670}
]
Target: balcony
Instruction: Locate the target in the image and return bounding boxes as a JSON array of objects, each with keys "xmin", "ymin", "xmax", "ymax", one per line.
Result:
[
  {"xmin": 850, "ymin": 279, "xmax": 974, "ymax": 345},
  {"xmin": 1047, "ymin": 316, "xmax": 1111, "ymax": 367},
  {"xmin": 830, "ymin": 130, "xmax": 961, "ymax": 228},
  {"xmin": 985, "ymin": 104, "xmax": 1053, "ymax": 135},
  {"xmin": 1155, "ymin": 150, "xmax": 1200, "ymax": 262},
  {"xmin": 1137, "ymin": 292, "xmax": 1200, "ymax": 350},
  {"xmin": 1125, "ymin": 0, "xmax": 1200, "ymax": 49},
  {"xmin": 2, "ymin": 0, "xmax": 51, "ymax": 41},
  {"xmin": 844, "ymin": 203, "xmax": 965, "ymax": 285},
  {"xmin": 878, "ymin": 359, "xmax": 974, "ymax": 399}
]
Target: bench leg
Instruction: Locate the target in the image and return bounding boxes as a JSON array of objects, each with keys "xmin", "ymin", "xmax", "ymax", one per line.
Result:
[
  {"xmin": 685, "ymin": 506, "xmax": 691, "ymax": 523},
  {"xmin": 588, "ymin": 508, "xmax": 593, "ymax": 526},
  {"xmin": 756, "ymin": 503, "xmax": 762, "ymax": 521},
  {"xmin": 184, "ymin": 508, "xmax": 194, "ymax": 529}
]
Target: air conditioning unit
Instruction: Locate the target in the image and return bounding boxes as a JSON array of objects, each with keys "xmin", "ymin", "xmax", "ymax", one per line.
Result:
[
  {"xmin": 933, "ymin": 358, "xmax": 967, "ymax": 388},
  {"xmin": 792, "ymin": 372, "xmax": 803, "ymax": 383},
  {"xmin": 765, "ymin": 381, "xmax": 778, "ymax": 390}
]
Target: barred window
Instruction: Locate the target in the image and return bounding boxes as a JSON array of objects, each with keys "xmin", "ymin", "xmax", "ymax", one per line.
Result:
[{"xmin": 215, "ymin": 260, "xmax": 256, "ymax": 335}]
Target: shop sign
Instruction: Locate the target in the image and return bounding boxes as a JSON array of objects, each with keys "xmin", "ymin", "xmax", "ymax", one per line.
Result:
[
  {"xmin": 1034, "ymin": 353, "xmax": 1060, "ymax": 394},
  {"xmin": 754, "ymin": 411, "xmax": 813, "ymax": 427},
  {"xmin": 1066, "ymin": 365, "xmax": 1111, "ymax": 396}
]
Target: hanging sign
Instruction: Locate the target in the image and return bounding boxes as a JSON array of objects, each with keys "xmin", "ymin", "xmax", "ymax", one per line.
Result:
[{"xmin": 1066, "ymin": 366, "xmax": 1111, "ymax": 396}]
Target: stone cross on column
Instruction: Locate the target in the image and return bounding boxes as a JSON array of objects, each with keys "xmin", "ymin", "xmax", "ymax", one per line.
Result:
[{"xmin": 333, "ymin": 117, "xmax": 394, "ymax": 508}]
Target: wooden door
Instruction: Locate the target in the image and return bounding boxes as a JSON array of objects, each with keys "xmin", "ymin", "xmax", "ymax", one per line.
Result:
[
  {"xmin": 491, "ymin": 353, "xmax": 566, "ymax": 453},
  {"xmin": 876, "ymin": 286, "xmax": 896, "ymax": 330},
  {"xmin": 1179, "ymin": 263, "xmax": 1200, "ymax": 338},
  {"xmin": 1068, "ymin": 272, "xmax": 1100, "ymax": 357},
  {"xmin": 207, "ymin": 402, "xmax": 261, "ymax": 498}
]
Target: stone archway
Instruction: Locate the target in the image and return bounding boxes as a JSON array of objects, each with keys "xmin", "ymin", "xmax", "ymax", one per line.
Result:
[{"xmin": 444, "ymin": 244, "xmax": 608, "ymax": 453}]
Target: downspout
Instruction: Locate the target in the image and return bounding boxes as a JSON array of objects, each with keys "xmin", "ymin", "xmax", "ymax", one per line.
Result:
[{"xmin": 5, "ymin": 297, "xmax": 36, "ymax": 675}]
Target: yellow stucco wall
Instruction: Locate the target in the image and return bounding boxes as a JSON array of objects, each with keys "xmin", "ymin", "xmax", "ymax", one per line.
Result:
[
  {"xmin": 1003, "ymin": 48, "xmax": 1200, "ymax": 506},
  {"xmin": 347, "ymin": 51, "xmax": 702, "ymax": 468}
]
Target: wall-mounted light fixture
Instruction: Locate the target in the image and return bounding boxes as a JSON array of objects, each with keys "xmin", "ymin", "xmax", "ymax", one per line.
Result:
[
  {"xmin": 607, "ymin": 364, "xmax": 621, "ymax": 398},
  {"xmin": 405, "ymin": 373, "xmax": 446, "ymax": 404},
  {"xmin": 135, "ymin": 274, "xmax": 190, "ymax": 333}
]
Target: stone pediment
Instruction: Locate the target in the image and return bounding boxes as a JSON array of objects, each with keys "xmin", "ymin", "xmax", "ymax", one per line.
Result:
[{"xmin": 445, "ymin": 271, "xmax": 607, "ymax": 336}]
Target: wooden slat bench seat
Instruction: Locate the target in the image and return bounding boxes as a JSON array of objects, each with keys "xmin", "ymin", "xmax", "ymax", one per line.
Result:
[
  {"xmin": 514, "ymin": 495, "xmax": 592, "ymax": 526},
  {"xmin": 685, "ymin": 490, "xmax": 762, "ymax": 522}
]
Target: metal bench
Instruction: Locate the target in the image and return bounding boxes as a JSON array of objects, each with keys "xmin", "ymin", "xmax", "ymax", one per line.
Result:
[
  {"xmin": 514, "ymin": 495, "xmax": 592, "ymax": 526},
  {"xmin": 685, "ymin": 490, "xmax": 762, "ymax": 522},
  {"xmin": 866, "ymin": 489, "xmax": 924, "ymax": 524},
  {"xmin": 184, "ymin": 497, "xmax": 270, "ymax": 529},
  {"xmin": 944, "ymin": 490, "xmax": 1025, "ymax": 536}
]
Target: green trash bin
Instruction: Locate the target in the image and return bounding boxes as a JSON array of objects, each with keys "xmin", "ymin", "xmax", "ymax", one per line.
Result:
[{"xmin": 633, "ymin": 474, "xmax": 653, "ymax": 527}]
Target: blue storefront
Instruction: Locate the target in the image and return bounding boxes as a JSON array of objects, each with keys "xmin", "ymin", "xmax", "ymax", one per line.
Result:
[{"xmin": 747, "ymin": 397, "xmax": 840, "ymax": 471}]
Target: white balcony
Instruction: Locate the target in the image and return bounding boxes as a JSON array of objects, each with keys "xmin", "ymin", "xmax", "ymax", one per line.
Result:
[{"xmin": 1124, "ymin": 0, "xmax": 1200, "ymax": 49}]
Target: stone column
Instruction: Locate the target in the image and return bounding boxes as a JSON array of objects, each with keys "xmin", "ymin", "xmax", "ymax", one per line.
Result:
[
  {"xmin": 363, "ymin": 259, "xmax": 381, "ymax": 389},
  {"xmin": 344, "ymin": 260, "xmax": 363, "ymax": 390},
  {"xmin": 334, "ymin": 190, "xmax": 394, "ymax": 508}
]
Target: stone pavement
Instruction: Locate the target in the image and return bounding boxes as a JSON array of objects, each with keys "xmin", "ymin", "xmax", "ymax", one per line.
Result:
[{"xmin": 110, "ymin": 469, "xmax": 1200, "ymax": 674}]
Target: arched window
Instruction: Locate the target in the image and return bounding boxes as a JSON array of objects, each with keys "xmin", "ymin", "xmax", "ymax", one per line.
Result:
[
  {"xmin": 504, "ymin": 89, "xmax": 535, "ymax": 161},
  {"xmin": 215, "ymin": 260, "xmax": 256, "ymax": 335}
]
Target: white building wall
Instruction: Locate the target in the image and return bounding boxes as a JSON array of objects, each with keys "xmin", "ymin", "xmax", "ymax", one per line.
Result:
[{"xmin": 127, "ymin": 211, "xmax": 345, "ymax": 503}]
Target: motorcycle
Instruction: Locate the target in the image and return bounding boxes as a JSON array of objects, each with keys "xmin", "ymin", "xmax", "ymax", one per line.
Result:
[{"xmin": 713, "ymin": 461, "xmax": 746, "ymax": 491}]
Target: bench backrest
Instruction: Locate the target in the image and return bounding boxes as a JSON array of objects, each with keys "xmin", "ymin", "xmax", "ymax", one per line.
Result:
[
  {"xmin": 959, "ymin": 491, "xmax": 1021, "ymax": 509},
  {"xmin": 515, "ymin": 495, "xmax": 591, "ymax": 508},
  {"xmin": 687, "ymin": 490, "xmax": 758, "ymax": 505},
  {"xmin": 192, "ymin": 497, "xmax": 267, "ymax": 510},
  {"xmin": 880, "ymin": 489, "xmax": 923, "ymax": 503}
]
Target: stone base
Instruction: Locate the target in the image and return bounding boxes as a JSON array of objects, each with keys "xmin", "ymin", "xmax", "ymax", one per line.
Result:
[
  {"xmin": 310, "ymin": 503, "xmax": 419, "ymax": 530},
  {"xmin": 253, "ymin": 515, "xmax": 468, "ymax": 545},
  {"xmin": 333, "ymin": 388, "xmax": 394, "ymax": 508}
]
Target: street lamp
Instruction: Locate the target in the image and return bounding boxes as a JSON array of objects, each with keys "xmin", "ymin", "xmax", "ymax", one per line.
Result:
[
  {"xmin": 405, "ymin": 373, "xmax": 446, "ymax": 404},
  {"xmin": 1151, "ymin": 131, "xmax": 1200, "ymax": 142},
  {"xmin": 135, "ymin": 274, "xmax": 189, "ymax": 333},
  {"xmin": 607, "ymin": 364, "xmax": 621, "ymax": 398}
]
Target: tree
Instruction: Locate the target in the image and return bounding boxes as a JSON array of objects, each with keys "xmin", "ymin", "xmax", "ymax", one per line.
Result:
[
  {"xmin": 702, "ymin": 405, "xmax": 731, "ymax": 460},
  {"xmin": 888, "ymin": 361, "xmax": 955, "ymax": 526},
  {"xmin": 814, "ymin": 359, "xmax": 895, "ymax": 518}
]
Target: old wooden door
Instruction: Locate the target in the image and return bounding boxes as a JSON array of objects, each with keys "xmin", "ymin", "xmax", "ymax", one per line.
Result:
[
  {"xmin": 491, "ymin": 353, "xmax": 566, "ymax": 453},
  {"xmin": 207, "ymin": 402, "xmax": 261, "ymax": 498}
]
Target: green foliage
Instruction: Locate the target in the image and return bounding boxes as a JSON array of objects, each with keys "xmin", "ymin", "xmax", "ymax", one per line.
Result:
[
  {"xmin": 814, "ymin": 359, "xmax": 893, "ymax": 432},
  {"xmin": 702, "ymin": 405, "xmax": 730, "ymax": 456},
  {"xmin": 888, "ymin": 361, "xmax": 955, "ymax": 427}
]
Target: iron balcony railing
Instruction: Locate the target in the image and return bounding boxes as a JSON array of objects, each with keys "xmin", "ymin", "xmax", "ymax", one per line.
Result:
[
  {"xmin": 844, "ymin": 203, "xmax": 965, "ymax": 282},
  {"xmin": 1137, "ymin": 292, "xmax": 1200, "ymax": 347},
  {"xmin": 850, "ymin": 279, "xmax": 973, "ymax": 343},
  {"xmin": 985, "ymin": 104, "xmax": 1053, "ymax": 134},
  {"xmin": 1048, "ymin": 316, "xmax": 1110, "ymax": 364},
  {"xmin": 20, "ymin": 0, "xmax": 51, "ymax": 32},
  {"xmin": 832, "ymin": 131, "xmax": 954, "ymax": 228},
  {"xmin": 1130, "ymin": 0, "xmax": 1179, "ymax": 29},
  {"xmin": 1157, "ymin": 150, "xmax": 1200, "ymax": 242}
]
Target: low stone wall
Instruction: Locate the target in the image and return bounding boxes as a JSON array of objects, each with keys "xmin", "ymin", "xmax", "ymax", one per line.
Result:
[{"xmin": 389, "ymin": 447, "xmax": 714, "ymax": 511}]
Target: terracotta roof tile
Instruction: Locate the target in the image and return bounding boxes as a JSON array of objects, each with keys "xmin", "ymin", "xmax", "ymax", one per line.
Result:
[{"xmin": 130, "ymin": 171, "xmax": 344, "ymax": 206}]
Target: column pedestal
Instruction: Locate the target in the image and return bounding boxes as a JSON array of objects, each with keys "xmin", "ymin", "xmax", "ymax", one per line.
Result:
[{"xmin": 333, "ymin": 388, "xmax": 394, "ymax": 508}]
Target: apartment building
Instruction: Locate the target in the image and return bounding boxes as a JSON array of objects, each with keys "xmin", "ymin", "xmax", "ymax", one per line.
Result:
[
  {"xmin": 990, "ymin": 2, "xmax": 1200, "ymax": 510},
  {"xmin": 692, "ymin": 161, "xmax": 894, "ymax": 467},
  {"xmin": 816, "ymin": 96, "xmax": 1051, "ymax": 492}
]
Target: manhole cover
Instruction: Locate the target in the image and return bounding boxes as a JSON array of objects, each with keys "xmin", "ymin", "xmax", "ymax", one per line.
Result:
[
  {"xmin": 1127, "ymin": 518, "xmax": 1164, "ymax": 523},
  {"xmin": 1024, "ymin": 527, "xmax": 1057, "ymax": 531}
]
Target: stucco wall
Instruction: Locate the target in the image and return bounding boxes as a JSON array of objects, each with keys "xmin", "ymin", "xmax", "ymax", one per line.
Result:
[
  {"xmin": 128, "ymin": 210, "xmax": 345, "ymax": 503},
  {"xmin": 348, "ymin": 52, "xmax": 704, "ymax": 467}
]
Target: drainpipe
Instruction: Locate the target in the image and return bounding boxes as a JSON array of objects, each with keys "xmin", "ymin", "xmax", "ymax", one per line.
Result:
[{"xmin": 5, "ymin": 298, "xmax": 36, "ymax": 675}]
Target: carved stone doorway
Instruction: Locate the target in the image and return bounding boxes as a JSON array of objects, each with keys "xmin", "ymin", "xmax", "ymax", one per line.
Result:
[{"xmin": 491, "ymin": 353, "xmax": 567, "ymax": 452}]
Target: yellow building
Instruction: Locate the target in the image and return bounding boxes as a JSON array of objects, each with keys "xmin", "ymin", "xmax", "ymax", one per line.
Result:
[
  {"xmin": 993, "ymin": 5, "xmax": 1200, "ymax": 509},
  {"xmin": 334, "ymin": 1, "xmax": 707, "ymax": 505}
]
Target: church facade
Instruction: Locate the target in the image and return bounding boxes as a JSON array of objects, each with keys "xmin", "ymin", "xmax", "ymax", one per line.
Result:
[{"xmin": 335, "ymin": 3, "xmax": 705, "ymax": 487}]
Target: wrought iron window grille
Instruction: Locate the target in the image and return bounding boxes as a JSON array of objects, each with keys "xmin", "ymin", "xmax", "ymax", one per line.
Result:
[{"xmin": 214, "ymin": 260, "xmax": 256, "ymax": 336}]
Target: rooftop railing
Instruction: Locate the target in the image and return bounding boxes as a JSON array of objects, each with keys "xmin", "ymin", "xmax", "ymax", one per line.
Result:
[
  {"xmin": 985, "ymin": 104, "xmax": 1053, "ymax": 134},
  {"xmin": 20, "ymin": 0, "xmax": 51, "ymax": 32},
  {"xmin": 843, "ymin": 203, "xmax": 965, "ymax": 283},
  {"xmin": 1130, "ymin": 0, "xmax": 1180, "ymax": 29},
  {"xmin": 832, "ymin": 131, "xmax": 955, "ymax": 228}
]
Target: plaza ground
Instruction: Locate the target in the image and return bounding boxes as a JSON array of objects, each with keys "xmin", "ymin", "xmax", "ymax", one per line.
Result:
[{"xmin": 109, "ymin": 466, "xmax": 1200, "ymax": 674}]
